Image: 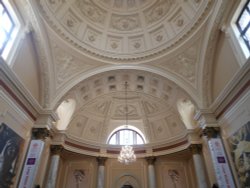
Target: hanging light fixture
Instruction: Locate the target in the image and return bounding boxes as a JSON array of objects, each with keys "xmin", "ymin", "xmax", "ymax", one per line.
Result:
[{"xmin": 118, "ymin": 82, "xmax": 136, "ymax": 164}]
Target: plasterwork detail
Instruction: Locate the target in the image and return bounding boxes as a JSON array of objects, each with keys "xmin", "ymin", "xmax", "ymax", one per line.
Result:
[
  {"xmin": 86, "ymin": 100, "xmax": 111, "ymax": 116},
  {"xmin": 151, "ymin": 119, "xmax": 170, "ymax": 140},
  {"xmin": 46, "ymin": 0, "xmax": 64, "ymax": 12},
  {"xmin": 110, "ymin": 14, "xmax": 140, "ymax": 31},
  {"xmin": 142, "ymin": 101, "xmax": 159, "ymax": 115},
  {"xmin": 83, "ymin": 119, "xmax": 102, "ymax": 141},
  {"xmin": 154, "ymin": 38, "xmax": 200, "ymax": 86},
  {"xmin": 62, "ymin": 10, "xmax": 82, "ymax": 34},
  {"xmin": 36, "ymin": 0, "xmax": 213, "ymax": 62},
  {"xmin": 68, "ymin": 115, "xmax": 88, "ymax": 137},
  {"xmin": 59, "ymin": 70, "xmax": 192, "ymax": 144},
  {"xmin": 144, "ymin": 0, "xmax": 175, "ymax": 25},
  {"xmin": 53, "ymin": 44, "xmax": 96, "ymax": 89},
  {"xmin": 75, "ymin": 0, "xmax": 107, "ymax": 25},
  {"xmin": 114, "ymin": 104, "xmax": 139, "ymax": 118}
]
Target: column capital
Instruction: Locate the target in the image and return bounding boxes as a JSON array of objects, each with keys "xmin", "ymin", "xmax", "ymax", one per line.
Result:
[
  {"xmin": 146, "ymin": 156, "xmax": 156, "ymax": 165},
  {"xmin": 97, "ymin": 157, "xmax": 107, "ymax": 166},
  {"xmin": 34, "ymin": 113, "xmax": 58, "ymax": 129},
  {"xmin": 50, "ymin": 145, "xmax": 64, "ymax": 155},
  {"xmin": 202, "ymin": 127, "xmax": 220, "ymax": 139},
  {"xmin": 194, "ymin": 110, "xmax": 217, "ymax": 129},
  {"xmin": 32, "ymin": 128, "xmax": 50, "ymax": 140},
  {"xmin": 190, "ymin": 144, "xmax": 202, "ymax": 154}
]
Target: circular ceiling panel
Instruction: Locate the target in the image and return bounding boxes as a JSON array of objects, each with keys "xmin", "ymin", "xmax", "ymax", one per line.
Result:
[{"xmin": 38, "ymin": 0, "xmax": 212, "ymax": 61}]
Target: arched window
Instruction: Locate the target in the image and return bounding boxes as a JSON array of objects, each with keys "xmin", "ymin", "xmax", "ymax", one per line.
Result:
[{"xmin": 107, "ymin": 126, "xmax": 145, "ymax": 145}]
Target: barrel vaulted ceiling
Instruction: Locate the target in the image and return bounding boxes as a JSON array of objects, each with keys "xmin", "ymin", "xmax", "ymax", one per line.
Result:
[{"xmin": 16, "ymin": 0, "xmax": 229, "ymax": 145}]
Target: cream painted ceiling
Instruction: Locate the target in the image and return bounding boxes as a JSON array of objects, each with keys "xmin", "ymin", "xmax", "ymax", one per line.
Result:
[
  {"xmin": 20, "ymin": 0, "xmax": 225, "ymax": 145},
  {"xmin": 61, "ymin": 70, "xmax": 189, "ymax": 145}
]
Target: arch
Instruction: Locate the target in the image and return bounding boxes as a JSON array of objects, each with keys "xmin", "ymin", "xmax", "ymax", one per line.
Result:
[
  {"xmin": 51, "ymin": 66, "xmax": 201, "ymax": 109},
  {"xmin": 107, "ymin": 125, "xmax": 146, "ymax": 145},
  {"xmin": 114, "ymin": 174, "xmax": 140, "ymax": 188},
  {"xmin": 177, "ymin": 98, "xmax": 198, "ymax": 129},
  {"xmin": 55, "ymin": 98, "xmax": 76, "ymax": 130}
]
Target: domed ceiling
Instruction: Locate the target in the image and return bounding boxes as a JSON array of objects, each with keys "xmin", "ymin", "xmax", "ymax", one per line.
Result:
[
  {"xmin": 38, "ymin": 0, "xmax": 212, "ymax": 61},
  {"xmin": 58, "ymin": 70, "xmax": 191, "ymax": 145},
  {"xmin": 25, "ymin": 0, "xmax": 222, "ymax": 148}
]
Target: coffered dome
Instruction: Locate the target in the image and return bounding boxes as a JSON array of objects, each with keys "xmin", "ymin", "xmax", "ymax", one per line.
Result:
[
  {"xmin": 37, "ymin": 0, "xmax": 212, "ymax": 62},
  {"xmin": 56, "ymin": 70, "xmax": 194, "ymax": 146}
]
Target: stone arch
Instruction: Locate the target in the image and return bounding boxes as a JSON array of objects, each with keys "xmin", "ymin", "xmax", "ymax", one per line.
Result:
[{"xmin": 114, "ymin": 174, "xmax": 140, "ymax": 188}]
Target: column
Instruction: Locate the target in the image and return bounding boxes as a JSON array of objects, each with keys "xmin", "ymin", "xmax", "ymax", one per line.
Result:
[
  {"xmin": 46, "ymin": 145, "xmax": 64, "ymax": 188},
  {"xmin": 190, "ymin": 144, "xmax": 209, "ymax": 188},
  {"xmin": 146, "ymin": 157, "xmax": 156, "ymax": 188},
  {"xmin": 18, "ymin": 128, "xmax": 50, "ymax": 188},
  {"xmin": 195, "ymin": 111, "xmax": 235, "ymax": 188},
  {"xmin": 96, "ymin": 157, "xmax": 107, "ymax": 188}
]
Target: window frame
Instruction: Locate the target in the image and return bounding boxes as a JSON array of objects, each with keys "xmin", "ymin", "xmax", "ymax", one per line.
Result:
[
  {"xmin": 227, "ymin": 0, "xmax": 250, "ymax": 65},
  {"xmin": 0, "ymin": 1, "xmax": 15, "ymax": 55},
  {"xmin": 236, "ymin": 0, "xmax": 250, "ymax": 51},
  {"xmin": 107, "ymin": 128, "xmax": 145, "ymax": 145}
]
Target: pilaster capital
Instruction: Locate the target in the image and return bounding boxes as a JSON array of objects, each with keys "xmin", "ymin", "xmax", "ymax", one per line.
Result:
[
  {"xmin": 194, "ymin": 110, "xmax": 217, "ymax": 129},
  {"xmin": 146, "ymin": 156, "xmax": 156, "ymax": 165},
  {"xmin": 32, "ymin": 128, "xmax": 50, "ymax": 140},
  {"xmin": 97, "ymin": 157, "xmax": 107, "ymax": 166},
  {"xmin": 34, "ymin": 113, "xmax": 58, "ymax": 130},
  {"xmin": 50, "ymin": 145, "xmax": 64, "ymax": 155},
  {"xmin": 190, "ymin": 144, "xmax": 202, "ymax": 155},
  {"xmin": 202, "ymin": 127, "xmax": 220, "ymax": 139}
]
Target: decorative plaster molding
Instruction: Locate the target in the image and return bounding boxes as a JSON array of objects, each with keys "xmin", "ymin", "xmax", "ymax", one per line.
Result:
[{"xmin": 36, "ymin": 0, "xmax": 213, "ymax": 62}]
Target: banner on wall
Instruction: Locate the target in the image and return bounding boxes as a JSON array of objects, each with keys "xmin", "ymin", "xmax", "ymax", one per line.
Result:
[
  {"xmin": 208, "ymin": 138, "xmax": 235, "ymax": 188},
  {"xmin": 18, "ymin": 140, "xmax": 44, "ymax": 188}
]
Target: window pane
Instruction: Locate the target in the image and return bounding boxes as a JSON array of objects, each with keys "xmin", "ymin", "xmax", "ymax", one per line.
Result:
[
  {"xmin": 0, "ymin": 2, "xmax": 16, "ymax": 55},
  {"xmin": 108, "ymin": 128, "xmax": 145, "ymax": 145},
  {"xmin": 238, "ymin": 10, "xmax": 250, "ymax": 31},
  {"xmin": 2, "ymin": 13, "xmax": 13, "ymax": 33},
  {"xmin": 0, "ymin": 4, "xmax": 4, "ymax": 14},
  {"xmin": 109, "ymin": 134, "xmax": 116, "ymax": 145},
  {"xmin": 136, "ymin": 135, "xmax": 144, "ymax": 145},
  {"xmin": 0, "ymin": 29, "xmax": 7, "ymax": 49},
  {"xmin": 245, "ymin": 28, "xmax": 250, "ymax": 46}
]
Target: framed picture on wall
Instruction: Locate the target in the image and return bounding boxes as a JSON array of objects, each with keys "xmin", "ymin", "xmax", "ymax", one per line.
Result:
[
  {"xmin": 228, "ymin": 121, "xmax": 250, "ymax": 188},
  {"xmin": 0, "ymin": 123, "xmax": 24, "ymax": 188}
]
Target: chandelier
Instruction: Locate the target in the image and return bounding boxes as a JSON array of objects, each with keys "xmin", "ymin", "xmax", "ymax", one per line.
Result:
[
  {"xmin": 118, "ymin": 145, "xmax": 136, "ymax": 164},
  {"xmin": 118, "ymin": 82, "xmax": 136, "ymax": 164}
]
